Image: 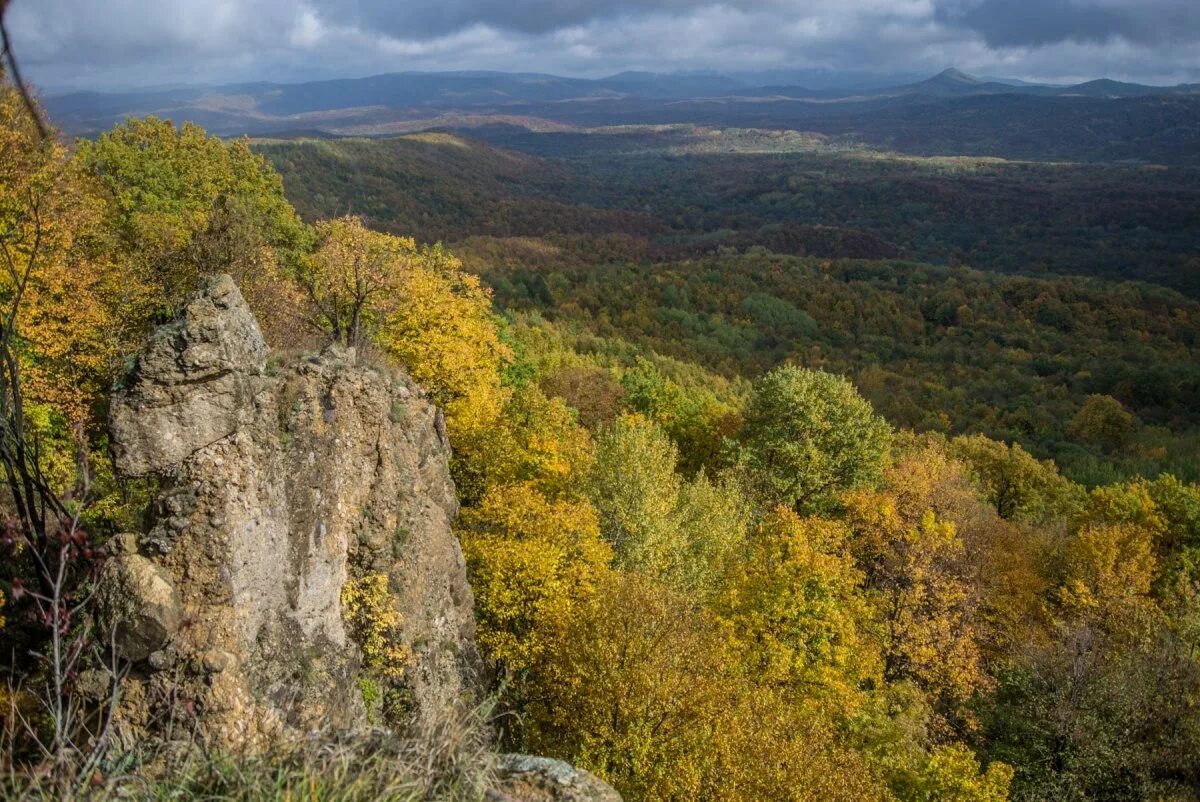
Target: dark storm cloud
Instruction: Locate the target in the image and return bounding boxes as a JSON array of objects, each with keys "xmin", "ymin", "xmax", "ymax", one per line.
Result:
[
  {"xmin": 318, "ymin": 0, "xmax": 731, "ymax": 37},
  {"xmin": 7, "ymin": 0, "xmax": 1200, "ymax": 91},
  {"xmin": 934, "ymin": 0, "xmax": 1200, "ymax": 47}
]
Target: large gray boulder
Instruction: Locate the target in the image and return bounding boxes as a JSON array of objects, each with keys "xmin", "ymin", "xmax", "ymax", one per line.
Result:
[{"xmin": 106, "ymin": 275, "xmax": 479, "ymax": 749}]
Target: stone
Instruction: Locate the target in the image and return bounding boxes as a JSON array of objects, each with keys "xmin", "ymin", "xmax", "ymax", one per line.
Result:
[
  {"xmin": 489, "ymin": 755, "xmax": 623, "ymax": 802},
  {"xmin": 110, "ymin": 274, "xmax": 269, "ymax": 478},
  {"xmin": 107, "ymin": 275, "xmax": 479, "ymax": 749},
  {"xmin": 99, "ymin": 554, "xmax": 184, "ymax": 663}
]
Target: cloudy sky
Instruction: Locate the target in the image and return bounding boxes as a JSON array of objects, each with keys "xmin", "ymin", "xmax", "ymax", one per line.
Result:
[{"xmin": 10, "ymin": 0, "xmax": 1200, "ymax": 92}]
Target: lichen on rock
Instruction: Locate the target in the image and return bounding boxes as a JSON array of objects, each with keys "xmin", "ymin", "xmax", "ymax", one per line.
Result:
[{"xmin": 105, "ymin": 275, "xmax": 479, "ymax": 748}]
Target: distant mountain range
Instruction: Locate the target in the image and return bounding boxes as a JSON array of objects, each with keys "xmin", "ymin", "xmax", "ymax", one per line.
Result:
[{"xmin": 43, "ymin": 68, "xmax": 1200, "ymax": 164}]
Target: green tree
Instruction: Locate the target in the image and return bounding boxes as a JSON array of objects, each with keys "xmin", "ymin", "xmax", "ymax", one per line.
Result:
[
  {"xmin": 949, "ymin": 435, "xmax": 1081, "ymax": 523},
  {"xmin": 589, "ymin": 413, "xmax": 749, "ymax": 596},
  {"xmin": 738, "ymin": 365, "xmax": 891, "ymax": 512},
  {"xmin": 77, "ymin": 117, "xmax": 309, "ymax": 315}
]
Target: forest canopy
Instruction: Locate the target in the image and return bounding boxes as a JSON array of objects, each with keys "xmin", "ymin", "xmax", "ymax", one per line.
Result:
[{"xmin": 1, "ymin": 87, "xmax": 1199, "ymax": 802}]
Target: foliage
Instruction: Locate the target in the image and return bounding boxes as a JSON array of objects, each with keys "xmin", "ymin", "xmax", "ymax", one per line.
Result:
[
  {"xmin": 12, "ymin": 104, "xmax": 1200, "ymax": 801},
  {"xmin": 843, "ymin": 472, "xmax": 990, "ymax": 726},
  {"xmin": 916, "ymin": 744, "xmax": 1013, "ymax": 802},
  {"xmin": 717, "ymin": 508, "xmax": 879, "ymax": 719},
  {"xmin": 341, "ymin": 573, "xmax": 411, "ymax": 679},
  {"xmin": 949, "ymin": 435, "xmax": 1082, "ymax": 523},
  {"xmin": 737, "ymin": 365, "xmax": 892, "ymax": 512},
  {"xmin": 452, "ymin": 384, "xmax": 593, "ymax": 505},
  {"xmin": 375, "ymin": 241, "xmax": 511, "ymax": 433},
  {"xmin": 301, "ymin": 216, "xmax": 415, "ymax": 346},
  {"xmin": 1066, "ymin": 395, "xmax": 1136, "ymax": 452},
  {"xmin": 524, "ymin": 571, "xmax": 889, "ymax": 802},
  {"xmin": 589, "ymin": 414, "xmax": 749, "ymax": 595},
  {"xmin": 458, "ymin": 483, "xmax": 610, "ymax": 673},
  {"xmin": 79, "ymin": 117, "xmax": 309, "ymax": 318}
]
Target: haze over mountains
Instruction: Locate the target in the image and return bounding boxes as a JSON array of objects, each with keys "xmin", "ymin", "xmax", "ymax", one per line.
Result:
[{"xmin": 45, "ymin": 67, "xmax": 1200, "ymax": 164}]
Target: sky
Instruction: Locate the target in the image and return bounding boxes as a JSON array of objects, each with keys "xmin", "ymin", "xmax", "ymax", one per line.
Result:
[{"xmin": 9, "ymin": 0, "xmax": 1200, "ymax": 92}]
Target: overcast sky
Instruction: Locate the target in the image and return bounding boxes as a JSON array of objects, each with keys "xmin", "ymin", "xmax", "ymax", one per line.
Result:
[{"xmin": 10, "ymin": 0, "xmax": 1200, "ymax": 92}]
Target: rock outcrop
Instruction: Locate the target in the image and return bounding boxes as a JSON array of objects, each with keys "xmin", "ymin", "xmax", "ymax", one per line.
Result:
[
  {"xmin": 105, "ymin": 275, "xmax": 479, "ymax": 748},
  {"xmin": 490, "ymin": 755, "xmax": 623, "ymax": 802}
]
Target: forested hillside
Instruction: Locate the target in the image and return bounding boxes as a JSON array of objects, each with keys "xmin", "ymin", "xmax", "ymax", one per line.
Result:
[
  {"xmin": 46, "ymin": 70, "xmax": 1200, "ymax": 166},
  {"xmin": 3, "ymin": 80, "xmax": 1200, "ymax": 802},
  {"xmin": 257, "ymin": 130, "xmax": 1200, "ymax": 484}
]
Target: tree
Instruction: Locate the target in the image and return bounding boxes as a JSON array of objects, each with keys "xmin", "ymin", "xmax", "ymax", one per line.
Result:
[
  {"xmin": 524, "ymin": 571, "xmax": 889, "ymax": 802},
  {"xmin": 737, "ymin": 365, "xmax": 891, "ymax": 512},
  {"xmin": 299, "ymin": 217, "xmax": 514, "ymax": 462},
  {"xmin": 949, "ymin": 435, "xmax": 1081, "ymax": 523},
  {"xmin": 452, "ymin": 384, "xmax": 593, "ymax": 505},
  {"xmin": 539, "ymin": 365, "xmax": 627, "ymax": 431},
  {"xmin": 0, "ymin": 86, "xmax": 125, "ymax": 435},
  {"xmin": 717, "ymin": 508, "xmax": 879, "ymax": 719},
  {"xmin": 376, "ymin": 242, "xmax": 511, "ymax": 434},
  {"xmin": 588, "ymin": 414, "xmax": 749, "ymax": 596},
  {"xmin": 1067, "ymin": 394, "xmax": 1136, "ymax": 452},
  {"xmin": 620, "ymin": 357, "xmax": 741, "ymax": 475},
  {"xmin": 915, "ymin": 744, "xmax": 1012, "ymax": 802},
  {"xmin": 874, "ymin": 437, "xmax": 1048, "ymax": 662},
  {"xmin": 300, "ymin": 216, "xmax": 411, "ymax": 347},
  {"xmin": 843, "ymin": 488, "xmax": 988, "ymax": 725},
  {"xmin": 458, "ymin": 483, "xmax": 610, "ymax": 674},
  {"xmin": 589, "ymin": 414, "xmax": 683, "ymax": 576},
  {"xmin": 76, "ymin": 117, "xmax": 309, "ymax": 317}
]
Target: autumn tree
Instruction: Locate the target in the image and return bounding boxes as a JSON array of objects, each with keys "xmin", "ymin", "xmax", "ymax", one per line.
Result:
[
  {"xmin": 717, "ymin": 508, "xmax": 879, "ymax": 719},
  {"xmin": 300, "ymin": 216, "xmax": 411, "ymax": 347},
  {"xmin": 1067, "ymin": 394, "xmax": 1136, "ymax": 452},
  {"xmin": 620, "ymin": 357, "xmax": 741, "ymax": 474},
  {"xmin": 458, "ymin": 483, "xmax": 611, "ymax": 675},
  {"xmin": 76, "ymin": 117, "xmax": 309, "ymax": 320},
  {"xmin": 539, "ymin": 365, "xmax": 627, "ymax": 431},
  {"xmin": 949, "ymin": 434, "xmax": 1081, "ymax": 523},
  {"xmin": 375, "ymin": 241, "xmax": 511, "ymax": 435},
  {"xmin": 452, "ymin": 384, "xmax": 593, "ymax": 505},
  {"xmin": 842, "ymin": 492, "xmax": 988, "ymax": 725},
  {"xmin": 524, "ymin": 571, "xmax": 890, "ymax": 802}
]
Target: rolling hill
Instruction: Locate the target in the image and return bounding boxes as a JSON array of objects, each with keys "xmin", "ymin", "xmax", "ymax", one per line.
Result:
[{"xmin": 45, "ymin": 69, "xmax": 1200, "ymax": 164}]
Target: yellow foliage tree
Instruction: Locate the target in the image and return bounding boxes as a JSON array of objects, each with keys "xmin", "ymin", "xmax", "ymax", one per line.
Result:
[
  {"xmin": 916, "ymin": 743, "xmax": 1013, "ymax": 802},
  {"xmin": 459, "ymin": 483, "xmax": 610, "ymax": 673},
  {"xmin": 717, "ymin": 508, "xmax": 880, "ymax": 720},
  {"xmin": 300, "ymin": 216, "xmax": 512, "ymax": 454},
  {"xmin": 525, "ymin": 571, "xmax": 891, "ymax": 802},
  {"xmin": 0, "ymin": 84, "xmax": 142, "ymax": 505},
  {"xmin": 880, "ymin": 437, "xmax": 1049, "ymax": 661},
  {"xmin": 377, "ymin": 243, "xmax": 511, "ymax": 434},
  {"xmin": 300, "ymin": 216, "xmax": 414, "ymax": 347},
  {"xmin": 453, "ymin": 384, "xmax": 595, "ymax": 504},
  {"xmin": 844, "ymin": 489, "xmax": 987, "ymax": 723}
]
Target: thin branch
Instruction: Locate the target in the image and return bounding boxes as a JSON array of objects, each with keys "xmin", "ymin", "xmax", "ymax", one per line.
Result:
[{"xmin": 0, "ymin": 0, "xmax": 48, "ymax": 140}]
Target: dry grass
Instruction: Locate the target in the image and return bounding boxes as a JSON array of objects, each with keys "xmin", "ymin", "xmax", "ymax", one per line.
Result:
[{"xmin": 3, "ymin": 701, "xmax": 495, "ymax": 802}]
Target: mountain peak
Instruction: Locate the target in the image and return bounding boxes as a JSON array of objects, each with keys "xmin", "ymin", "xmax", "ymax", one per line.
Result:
[{"xmin": 933, "ymin": 68, "xmax": 979, "ymax": 83}]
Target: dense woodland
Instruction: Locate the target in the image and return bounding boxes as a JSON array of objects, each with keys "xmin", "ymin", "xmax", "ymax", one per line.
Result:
[
  {"xmin": 257, "ymin": 130, "xmax": 1200, "ymax": 485},
  {"xmin": 2, "ymin": 78, "xmax": 1200, "ymax": 802}
]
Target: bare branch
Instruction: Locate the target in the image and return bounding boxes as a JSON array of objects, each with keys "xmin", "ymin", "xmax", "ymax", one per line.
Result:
[{"xmin": 0, "ymin": 0, "xmax": 48, "ymax": 140}]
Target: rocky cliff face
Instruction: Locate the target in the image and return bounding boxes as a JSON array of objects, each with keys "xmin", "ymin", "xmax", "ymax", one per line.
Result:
[{"xmin": 104, "ymin": 275, "xmax": 479, "ymax": 748}]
